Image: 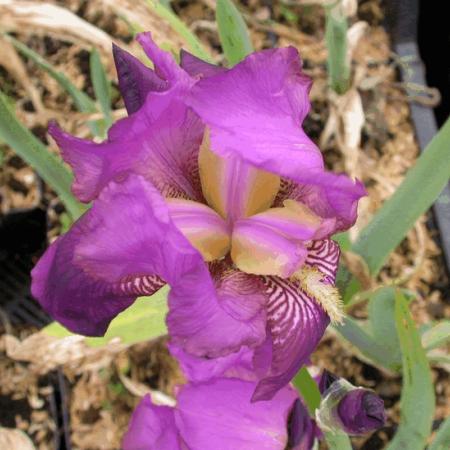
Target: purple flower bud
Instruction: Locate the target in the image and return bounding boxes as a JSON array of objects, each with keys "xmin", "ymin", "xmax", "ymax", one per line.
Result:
[
  {"xmin": 316, "ymin": 378, "xmax": 386, "ymax": 436},
  {"xmin": 287, "ymin": 399, "xmax": 318, "ymax": 450},
  {"xmin": 337, "ymin": 389, "xmax": 386, "ymax": 435}
]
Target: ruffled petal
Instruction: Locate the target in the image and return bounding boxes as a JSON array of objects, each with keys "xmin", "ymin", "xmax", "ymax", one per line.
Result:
[
  {"xmin": 187, "ymin": 47, "xmax": 365, "ymax": 224},
  {"xmin": 122, "ymin": 395, "xmax": 181, "ymax": 450},
  {"xmin": 31, "ymin": 176, "xmax": 201, "ymax": 336},
  {"xmin": 49, "ymin": 91, "xmax": 203, "ymax": 202},
  {"xmin": 167, "ymin": 259, "xmax": 267, "ymax": 358},
  {"xmin": 112, "ymin": 44, "xmax": 167, "ymax": 114},
  {"xmin": 175, "ymin": 379, "xmax": 298, "ymax": 450},
  {"xmin": 180, "ymin": 49, "xmax": 225, "ymax": 78},
  {"xmin": 251, "ymin": 239, "xmax": 340, "ymax": 401}
]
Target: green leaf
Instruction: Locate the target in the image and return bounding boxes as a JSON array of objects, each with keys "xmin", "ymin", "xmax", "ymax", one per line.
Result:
[
  {"xmin": 386, "ymin": 290, "xmax": 435, "ymax": 450},
  {"xmin": 43, "ymin": 287, "xmax": 169, "ymax": 347},
  {"xmin": 323, "ymin": 431, "xmax": 353, "ymax": 450},
  {"xmin": 216, "ymin": 0, "xmax": 253, "ymax": 66},
  {"xmin": 352, "ymin": 116, "xmax": 450, "ymax": 275},
  {"xmin": 5, "ymin": 34, "xmax": 102, "ymax": 137},
  {"xmin": 0, "ymin": 91, "xmax": 86, "ymax": 220},
  {"xmin": 292, "ymin": 367, "xmax": 321, "ymax": 415},
  {"xmin": 368, "ymin": 287, "xmax": 402, "ymax": 367},
  {"xmin": 145, "ymin": 0, "xmax": 213, "ymax": 63},
  {"xmin": 334, "ymin": 316, "xmax": 397, "ymax": 370},
  {"xmin": 90, "ymin": 48, "xmax": 113, "ymax": 132},
  {"xmin": 421, "ymin": 320, "xmax": 450, "ymax": 351},
  {"xmin": 429, "ymin": 416, "xmax": 450, "ymax": 450},
  {"xmin": 325, "ymin": 3, "xmax": 349, "ymax": 95}
]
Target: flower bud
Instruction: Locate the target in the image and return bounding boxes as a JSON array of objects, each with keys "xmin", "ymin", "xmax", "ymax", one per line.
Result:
[{"xmin": 316, "ymin": 377, "xmax": 386, "ymax": 435}]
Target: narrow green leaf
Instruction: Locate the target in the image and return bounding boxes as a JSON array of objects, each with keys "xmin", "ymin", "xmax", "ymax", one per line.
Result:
[
  {"xmin": 325, "ymin": 3, "xmax": 349, "ymax": 95},
  {"xmin": 145, "ymin": 0, "xmax": 213, "ymax": 63},
  {"xmin": 386, "ymin": 290, "xmax": 435, "ymax": 450},
  {"xmin": 0, "ymin": 91, "xmax": 85, "ymax": 219},
  {"xmin": 216, "ymin": 0, "xmax": 253, "ymax": 66},
  {"xmin": 90, "ymin": 48, "xmax": 113, "ymax": 131},
  {"xmin": 429, "ymin": 416, "xmax": 450, "ymax": 450},
  {"xmin": 292, "ymin": 367, "xmax": 321, "ymax": 415},
  {"xmin": 334, "ymin": 316, "xmax": 398, "ymax": 371},
  {"xmin": 324, "ymin": 431, "xmax": 353, "ymax": 450},
  {"xmin": 43, "ymin": 287, "xmax": 169, "ymax": 347},
  {"xmin": 368, "ymin": 287, "xmax": 402, "ymax": 367},
  {"xmin": 353, "ymin": 116, "xmax": 450, "ymax": 275},
  {"xmin": 5, "ymin": 34, "xmax": 102, "ymax": 137},
  {"xmin": 421, "ymin": 320, "xmax": 450, "ymax": 351}
]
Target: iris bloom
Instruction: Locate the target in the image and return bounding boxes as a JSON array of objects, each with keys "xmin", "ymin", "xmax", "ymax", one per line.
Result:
[
  {"xmin": 31, "ymin": 34, "xmax": 365, "ymax": 401},
  {"xmin": 122, "ymin": 378, "xmax": 317, "ymax": 450}
]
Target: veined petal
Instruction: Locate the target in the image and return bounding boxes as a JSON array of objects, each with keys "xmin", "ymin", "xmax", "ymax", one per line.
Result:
[
  {"xmin": 199, "ymin": 131, "xmax": 280, "ymax": 221},
  {"xmin": 168, "ymin": 258, "xmax": 267, "ymax": 358},
  {"xmin": 175, "ymin": 379, "xmax": 298, "ymax": 450},
  {"xmin": 166, "ymin": 198, "xmax": 230, "ymax": 261},
  {"xmin": 31, "ymin": 176, "xmax": 201, "ymax": 336},
  {"xmin": 49, "ymin": 92, "xmax": 203, "ymax": 203},
  {"xmin": 231, "ymin": 200, "xmax": 333, "ymax": 278},
  {"xmin": 112, "ymin": 44, "xmax": 167, "ymax": 114},
  {"xmin": 122, "ymin": 395, "xmax": 181, "ymax": 450},
  {"xmin": 180, "ymin": 49, "xmax": 225, "ymax": 78},
  {"xmin": 252, "ymin": 240, "xmax": 340, "ymax": 401}
]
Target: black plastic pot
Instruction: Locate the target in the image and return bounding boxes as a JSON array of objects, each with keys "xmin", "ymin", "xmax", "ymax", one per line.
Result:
[{"xmin": 386, "ymin": 0, "xmax": 450, "ymax": 272}]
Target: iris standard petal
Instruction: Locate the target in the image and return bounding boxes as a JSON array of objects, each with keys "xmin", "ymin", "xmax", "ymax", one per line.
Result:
[
  {"xmin": 112, "ymin": 43, "xmax": 167, "ymax": 114},
  {"xmin": 231, "ymin": 200, "xmax": 331, "ymax": 278},
  {"xmin": 122, "ymin": 395, "xmax": 181, "ymax": 450},
  {"xmin": 180, "ymin": 49, "xmax": 225, "ymax": 78},
  {"xmin": 188, "ymin": 47, "xmax": 323, "ymax": 173},
  {"xmin": 166, "ymin": 198, "xmax": 230, "ymax": 261},
  {"xmin": 251, "ymin": 240, "xmax": 340, "ymax": 401},
  {"xmin": 188, "ymin": 47, "xmax": 365, "ymax": 222},
  {"xmin": 31, "ymin": 176, "xmax": 201, "ymax": 336},
  {"xmin": 167, "ymin": 259, "xmax": 267, "ymax": 358},
  {"xmin": 198, "ymin": 130, "xmax": 280, "ymax": 221},
  {"xmin": 49, "ymin": 92, "xmax": 203, "ymax": 202},
  {"xmin": 175, "ymin": 379, "xmax": 298, "ymax": 450}
]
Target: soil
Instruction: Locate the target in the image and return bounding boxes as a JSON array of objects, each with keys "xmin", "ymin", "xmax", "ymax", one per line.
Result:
[{"xmin": 0, "ymin": 0, "xmax": 448, "ymax": 449}]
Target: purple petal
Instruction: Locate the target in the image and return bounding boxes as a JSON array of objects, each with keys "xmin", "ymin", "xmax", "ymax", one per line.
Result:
[
  {"xmin": 275, "ymin": 178, "xmax": 366, "ymax": 235},
  {"xmin": 288, "ymin": 399, "xmax": 318, "ymax": 450},
  {"xmin": 188, "ymin": 48, "xmax": 323, "ymax": 173},
  {"xmin": 31, "ymin": 176, "xmax": 201, "ymax": 336},
  {"xmin": 112, "ymin": 44, "xmax": 167, "ymax": 114},
  {"xmin": 122, "ymin": 395, "xmax": 181, "ymax": 450},
  {"xmin": 187, "ymin": 47, "xmax": 365, "ymax": 228},
  {"xmin": 136, "ymin": 32, "xmax": 190, "ymax": 85},
  {"xmin": 49, "ymin": 93, "xmax": 203, "ymax": 202},
  {"xmin": 180, "ymin": 49, "xmax": 225, "ymax": 78},
  {"xmin": 252, "ymin": 276, "xmax": 330, "ymax": 401},
  {"xmin": 175, "ymin": 379, "xmax": 298, "ymax": 450},
  {"xmin": 167, "ymin": 258, "xmax": 267, "ymax": 358},
  {"xmin": 337, "ymin": 389, "xmax": 386, "ymax": 435},
  {"xmin": 168, "ymin": 343, "xmax": 256, "ymax": 383}
]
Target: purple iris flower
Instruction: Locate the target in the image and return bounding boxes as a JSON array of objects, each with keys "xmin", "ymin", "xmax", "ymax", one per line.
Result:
[
  {"xmin": 31, "ymin": 33, "xmax": 365, "ymax": 401},
  {"xmin": 122, "ymin": 378, "xmax": 317, "ymax": 450},
  {"xmin": 316, "ymin": 371, "xmax": 386, "ymax": 435}
]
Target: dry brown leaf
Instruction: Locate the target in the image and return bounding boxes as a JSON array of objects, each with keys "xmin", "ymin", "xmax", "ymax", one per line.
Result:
[
  {"xmin": 341, "ymin": 250, "xmax": 374, "ymax": 290},
  {"xmin": 0, "ymin": 0, "xmax": 112, "ymax": 53},
  {"xmin": 0, "ymin": 428, "xmax": 36, "ymax": 450}
]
